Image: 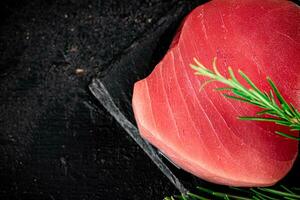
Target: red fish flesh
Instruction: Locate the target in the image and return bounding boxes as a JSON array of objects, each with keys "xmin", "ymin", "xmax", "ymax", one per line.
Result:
[{"xmin": 132, "ymin": 0, "xmax": 300, "ymax": 186}]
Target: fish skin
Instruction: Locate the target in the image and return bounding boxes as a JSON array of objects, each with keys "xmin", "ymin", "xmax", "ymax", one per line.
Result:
[{"xmin": 132, "ymin": 0, "xmax": 300, "ymax": 186}]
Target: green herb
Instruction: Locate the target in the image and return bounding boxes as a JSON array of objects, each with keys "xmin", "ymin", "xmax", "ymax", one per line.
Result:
[
  {"xmin": 166, "ymin": 57, "xmax": 300, "ymax": 199},
  {"xmin": 164, "ymin": 185, "xmax": 300, "ymax": 200},
  {"xmin": 189, "ymin": 57, "xmax": 300, "ymax": 140}
]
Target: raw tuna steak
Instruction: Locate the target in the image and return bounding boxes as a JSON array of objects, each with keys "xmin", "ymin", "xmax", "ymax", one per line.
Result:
[{"xmin": 132, "ymin": 0, "xmax": 300, "ymax": 187}]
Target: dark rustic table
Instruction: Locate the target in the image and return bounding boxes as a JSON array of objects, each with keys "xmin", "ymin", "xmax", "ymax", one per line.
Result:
[{"xmin": 0, "ymin": 0, "xmax": 202, "ymax": 199}]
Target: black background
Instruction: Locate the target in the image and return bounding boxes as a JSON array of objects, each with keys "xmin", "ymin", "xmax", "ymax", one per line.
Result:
[
  {"xmin": 0, "ymin": 0, "xmax": 299, "ymax": 200},
  {"xmin": 0, "ymin": 0, "xmax": 203, "ymax": 199}
]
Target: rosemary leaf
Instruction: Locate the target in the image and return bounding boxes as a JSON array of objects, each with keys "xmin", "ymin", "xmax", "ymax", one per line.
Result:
[
  {"xmin": 257, "ymin": 188, "xmax": 300, "ymax": 199},
  {"xmin": 190, "ymin": 57, "xmax": 300, "ymax": 140},
  {"xmin": 275, "ymin": 131, "xmax": 300, "ymax": 141}
]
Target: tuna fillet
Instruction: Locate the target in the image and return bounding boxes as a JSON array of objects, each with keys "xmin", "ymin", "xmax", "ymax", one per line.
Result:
[{"xmin": 132, "ymin": 0, "xmax": 300, "ymax": 186}]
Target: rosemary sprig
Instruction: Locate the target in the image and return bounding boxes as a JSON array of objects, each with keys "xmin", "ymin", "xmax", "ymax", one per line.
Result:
[
  {"xmin": 164, "ymin": 185, "xmax": 300, "ymax": 200},
  {"xmin": 166, "ymin": 57, "xmax": 300, "ymax": 199},
  {"xmin": 189, "ymin": 57, "xmax": 300, "ymax": 140}
]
